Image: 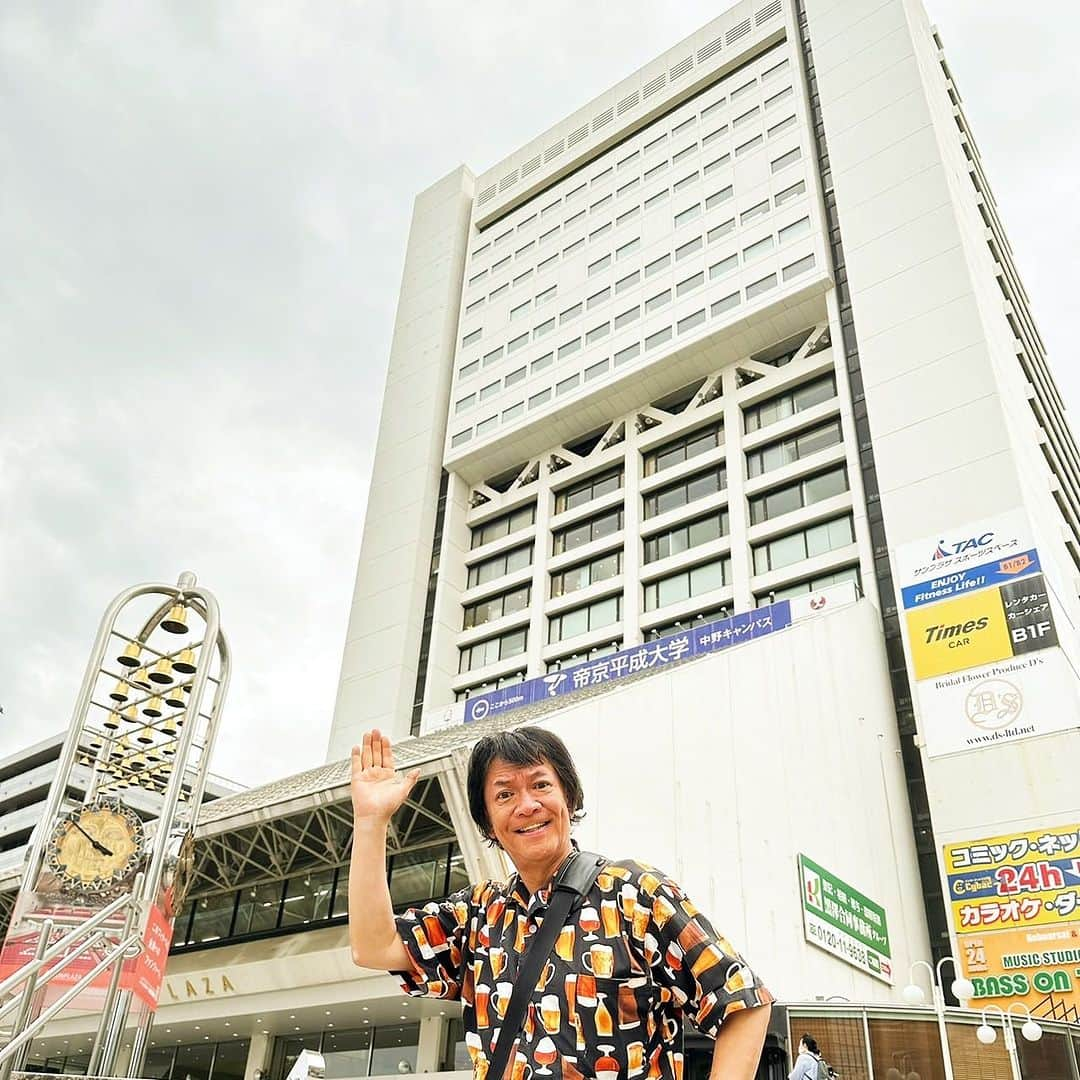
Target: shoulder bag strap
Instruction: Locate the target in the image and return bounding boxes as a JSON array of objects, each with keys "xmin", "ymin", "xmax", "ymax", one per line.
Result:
[{"xmin": 487, "ymin": 851, "xmax": 606, "ymax": 1080}]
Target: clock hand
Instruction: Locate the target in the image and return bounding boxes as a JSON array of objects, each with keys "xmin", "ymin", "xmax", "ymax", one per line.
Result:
[{"xmin": 72, "ymin": 820, "xmax": 114, "ymax": 858}]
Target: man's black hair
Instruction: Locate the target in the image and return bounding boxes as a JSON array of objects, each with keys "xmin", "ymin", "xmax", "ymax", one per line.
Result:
[
  {"xmin": 466, "ymin": 727, "xmax": 585, "ymax": 846},
  {"xmin": 800, "ymin": 1034, "xmax": 819, "ymax": 1056}
]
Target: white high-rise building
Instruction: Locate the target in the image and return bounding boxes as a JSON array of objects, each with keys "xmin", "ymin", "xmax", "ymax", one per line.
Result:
[{"xmin": 329, "ymin": 0, "xmax": 1080, "ymax": 1020}]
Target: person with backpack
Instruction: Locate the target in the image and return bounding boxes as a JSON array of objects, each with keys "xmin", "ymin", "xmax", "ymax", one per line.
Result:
[
  {"xmin": 349, "ymin": 726, "xmax": 775, "ymax": 1080},
  {"xmin": 789, "ymin": 1033, "xmax": 832, "ymax": 1080}
]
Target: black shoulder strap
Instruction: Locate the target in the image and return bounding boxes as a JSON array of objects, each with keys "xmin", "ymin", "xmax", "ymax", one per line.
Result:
[{"xmin": 488, "ymin": 851, "xmax": 605, "ymax": 1080}]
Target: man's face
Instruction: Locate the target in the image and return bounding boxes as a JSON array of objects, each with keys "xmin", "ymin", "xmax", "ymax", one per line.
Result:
[{"xmin": 484, "ymin": 757, "xmax": 573, "ymax": 878}]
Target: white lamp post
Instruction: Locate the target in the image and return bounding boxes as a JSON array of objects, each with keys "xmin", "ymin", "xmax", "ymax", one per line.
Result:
[
  {"xmin": 901, "ymin": 957, "xmax": 975, "ymax": 1080},
  {"xmin": 975, "ymin": 1003, "xmax": 1042, "ymax": 1080}
]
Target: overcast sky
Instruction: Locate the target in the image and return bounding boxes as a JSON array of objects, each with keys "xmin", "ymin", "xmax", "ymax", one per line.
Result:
[{"xmin": 2, "ymin": 2, "xmax": 1077, "ymax": 787}]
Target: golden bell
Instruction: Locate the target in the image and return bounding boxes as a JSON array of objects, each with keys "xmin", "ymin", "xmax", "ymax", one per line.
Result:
[
  {"xmin": 117, "ymin": 642, "xmax": 141, "ymax": 668},
  {"xmin": 146, "ymin": 744, "xmax": 163, "ymax": 764},
  {"xmin": 109, "ymin": 680, "xmax": 130, "ymax": 703},
  {"xmin": 87, "ymin": 733, "xmax": 104, "ymax": 751},
  {"xmin": 162, "ymin": 742, "xmax": 176, "ymax": 758},
  {"xmin": 161, "ymin": 604, "xmax": 188, "ymax": 634},
  {"xmin": 110, "ymin": 738, "xmax": 126, "ymax": 761},
  {"xmin": 149, "ymin": 658, "xmax": 174, "ymax": 685},
  {"xmin": 173, "ymin": 647, "xmax": 197, "ymax": 675},
  {"xmin": 123, "ymin": 705, "xmax": 139, "ymax": 724},
  {"xmin": 129, "ymin": 752, "xmax": 147, "ymax": 771},
  {"xmin": 143, "ymin": 696, "xmax": 163, "ymax": 718},
  {"xmin": 103, "ymin": 712, "xmax": 121, "ymax": 732},
  {"xmin": 132, "ymin": 667, "xmax": 152, "ymax": 690},
  {"xmin": 164, "ymin": 686, "xmax": 186, "ymax": 709},
  {"xmin": 136, "ymin": 726, "xmax": 154, "ymax": 746},
  {"xmin": 160, "ymin": 715, "xmax": 178, "ymax": 737}
]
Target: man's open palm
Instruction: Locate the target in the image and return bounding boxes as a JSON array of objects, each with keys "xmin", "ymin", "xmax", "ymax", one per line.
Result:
[{"xmin": 351, "ymin": 730, "xmax": 420, "ymax": 822}]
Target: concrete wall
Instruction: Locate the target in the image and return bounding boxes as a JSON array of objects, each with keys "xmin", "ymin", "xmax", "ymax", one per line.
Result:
[
  {"xmin": 328, "ymin": 167, "xmax": 475, "ymax": 757},
  {"xmin": 537, "ymin": 598, "xmax": 930, "ymax": 1003}
]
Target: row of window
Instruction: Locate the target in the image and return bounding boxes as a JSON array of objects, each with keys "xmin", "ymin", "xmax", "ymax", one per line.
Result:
[
  {"xmin": 467, "ymin": 50, "xmax": 793, "ymax": 274},
  {"xmin": 171, "ymin": 841, "xmax": 466, "ymax": 950},
  {"xmin": 457, "ymin": 164, "xmax": 812, "ymax": 401},
  {"xmin": 455, "ymin": 169, "xmax": 809, "ymax": 398},
  {"xmin": 460, "ymin": 515, "xmax": 858, "ymax": 672},
  {"xmin": 449, "ymin": 245, "xmax": 817, "ymax": 448}
]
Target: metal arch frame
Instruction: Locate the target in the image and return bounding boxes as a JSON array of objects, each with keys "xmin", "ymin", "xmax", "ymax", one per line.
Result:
[
  {"xmin": 0, "ymin": 573, "xmax": 230, "ymax": 1080},
  {"xmin": 185, "ymin": 774, "xmax": 456, "ymax": 900}
]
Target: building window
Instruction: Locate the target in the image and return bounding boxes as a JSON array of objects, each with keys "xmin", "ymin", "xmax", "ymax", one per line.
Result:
[
  {"xmin": 588, "ymin": 254, "xmax": 612, "ymax": 276},
  {"xmin": 752, "ymin": 514, "xmax": 855, "ymax": 574},
  {"xmin": 644, "ymin": 422, "xmax": 723, "ymax": 476},
  {"xmin": 548, "ymin": 595, "xmax": 622, "ymax": 644},
  {"xmin": 745, "ymin": 273, "xmax": 777, "ymax": 299},
  {"xmin": 558, "ymin": 338, "xmax": 582, "ymax": 359},
  {"xmin": 531, "ymin": 352, "xmax": 554, "ymax": 374},
  {"xmin": 536, "ymin": 285, "xmax": 558, "ymax": 305},
  {"xmin": 557, "ymin": 373, "xmax": 580, "ymax": 396},
  {"xmin": 767, "ymin": 114, "xmax": 797, "ymax": 138},
  {"xmin": 560, "ymin": 302, "xmax": 582, "ymax": 324},
  {"xmin": 483, "ymin": 346, "xmax": 505, "ymax": 367},
  {"xmin": 644, "ymin": 556, "xmax": 731, "ymax": 611},
  {"xmin": 673, "ymin": 171, "xmax": 699, "ymax": 193},
  {"xmin": 585, "ymin": 359, "xmax": 609, "ymax": 381},
  {"xmin": 743, "ymin": 235, "xmax": 775, "ymax": 262},
  {"xmin": 614, "ymin": 306, "xmax": 640, "ymax": 330},
  {"xmin": 588, "ymin": 286, "xmax": 611, "ymax": 309},
  {"xmin": 676, "ymin": 271, "xmax": 704, "ymax": 297},
  {"xmin": 678, "ymin": 309, "xmax": 706, "ymax": 333},
  {"xmin": 551, "ymin": 550, "xmax": 622, "ymax": 597},
  {"xmin": 644, "ymin": 161, "xmax": 669, "ymax": 181},
  {"xmin": 616, "ymin": 237, "xmax": 641, "ymax": 260},
  {"xmin": 454, "ymin": 393, "xmax": 475, "ymax": 414},
  {"xmin": 461, "ymin": 329, "xmax": 482, "ymax": 348},
  {"xmin": 749, "ymin": 465, "xmax": 849, "ymax": 525},
  {"xmin": 645, "ymin": 327, "xmax": 671, "ymax": 351},
  {"xmin": 709, "ymin": 254, "xmax": 738, "ymax": 279},
  {"xmin": 779, "ymin": 216, "xmax": 811, "ymax": 243},
  {"xmin": 463, "ymin": 584, "xmax": 531, "ymax": 630},
  {"xmin": 645, "ymin": 253, "xmax": 671, "ymax": 278},
  {"xmin": 644, "ymin": 189, "xmax": 670, "ymax": 210},
  {"xmin": 586, "ymin": 321, "xmax": 610, "ymax": 344},
  {"xmin": 459, "ymin": 627, "xmax": 528, "ymax": 673},
  {"xmin": 614, "ymin": 342, "xmax": 640, "ymax": 366},
  {"xmin": 508, "ymin": 332, "xmax": 529, "ymax": 353},
  {"xmin": 553, "ymin": 507, "xmax": 624, "ymax": 554},
  {"xmin": 672, "ymin": 143, "xmax": 697, "ymax": 164},
  {"xmin": 746, "ymin": 418, "xmax": 843, "ymax": 478},
  {"xmin": 643, "ymin": 509, "xmax": 729, "ymax": 564},
  {"xmin": 771, "ymin": 146, "xmax": 802, "ymax": 173},
  {"xmin": 534, "ymin": 317, "xmax": 555, "ymax": 339},
  {"xmin": 470, "ymin": 505, "xmax": 537, "ymax": 549},
  {"xmin": 675, "ymin": 236, "xmax": 703, "ymax": 261},
  {"xmin": 704, "ymin": 153, "xmax": 731, "ymax": 176},
  {"xmin": 674, "ymin": 203, "xmax": 702, "ymax": 228},
  {"xmin": 712, "ymin": 292, "xmax": 740, "ymax": 315},
  {"xmin": 735, "ymin": 134, "xmax": 763, "ymax": 156},
  {"xmin": 645, "ymin": 289, "xmax": 671, "ymax": 314},
  {"xmin": 555, "ymin": 467, "xmax": 623, "ymax": 514},
  {"xmin": 529, "ymin": 388, "xmax": 552, "ymax": 409},
  {"xmin": 643, "ymin": 465, "xmax": 726, "ymax": 518},
  {"xmin": 744, "ymin": 374, "xmax": 836, "ymax": 432},
  {"xmin": 783, "ymin": 254, "xmax": 816, "ymax": 280},
  {"xmin": 619, "ymin": 208, "xmax": 641, "ymax": 229},
  {"xmin": 775, "ymin": 179, "xmax": 806, "ymax": 205},
  {"xmin": 615, "ymin": 270, "xmax": 640, "ymax": 294},
  {"xmin": 708, "ymin": 218, "xmax": 735, "ymax": 242},
  {"xmin": 455, "ymin": 670, "xmax": 526, "ymax": 701},
  {"xmin": 741, "ymin": 200, "xmax": 770, "ymax": 225},
  {"xmin": 755, "ymin": 564, "xmax": 861, "ymax": 606}
]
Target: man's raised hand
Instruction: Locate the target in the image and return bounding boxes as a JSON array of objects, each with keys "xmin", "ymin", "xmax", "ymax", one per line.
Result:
[{"xmin": 350, "ymin": 729, "xmax": 421, "ymax": 823}]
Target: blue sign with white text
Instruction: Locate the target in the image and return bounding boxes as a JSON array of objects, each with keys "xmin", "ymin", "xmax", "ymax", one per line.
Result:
[
  {"xmin": 900, "ymin": 548, "xmax": 1041, "ymax": 610},
  {"xmin": 463, "ymin": 600, "xmax": 793, "ymax": 724}
]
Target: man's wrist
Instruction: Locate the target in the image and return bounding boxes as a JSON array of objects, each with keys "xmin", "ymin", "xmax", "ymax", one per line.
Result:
[{"xmin": 352, "ymin": 814, "xmax": 391, "ymax": 833}]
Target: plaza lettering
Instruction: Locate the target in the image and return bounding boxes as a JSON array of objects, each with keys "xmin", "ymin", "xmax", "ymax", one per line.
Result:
[
  {"xmin": 163, "ymin": 973, "xmax": 237, "ymax": 1001},
  {"xmin": 923, "ymin": 616, "xmax": 989, "ymax": 645}
]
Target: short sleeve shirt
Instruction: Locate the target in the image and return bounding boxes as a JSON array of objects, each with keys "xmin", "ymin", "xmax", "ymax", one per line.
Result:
[{"xmin": 393, "ymin": 857, "xmax": 773, "ymax": 1080}]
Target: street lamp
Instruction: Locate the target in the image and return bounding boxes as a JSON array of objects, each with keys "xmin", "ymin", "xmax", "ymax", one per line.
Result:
[
  {"xmin": 900, "ymin": 958, "xmax": 975, "ymax": 1080},
  {"xmin": 976, "ymin": 1003, "xmax": 1042, "ymax": 1080}
]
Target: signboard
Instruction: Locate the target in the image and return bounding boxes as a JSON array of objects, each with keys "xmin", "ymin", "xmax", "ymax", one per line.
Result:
[
  {"xmin": 894, "ymin": 512, "xmax": 1077, "ymax": 757},
  {"xmin": 464, "ymin": 600, "xmax": 794, "ymax": 724},
  {"xmin": 945, "ymin": 824, "xmax": 1080, "ymax": 1021},
  {"xmin": 462, "ymin": 582, "xmax": 859, "ymax": 726},
  {"xmin": 913, "ymin": 648, "xmax": 1077, "ymax": 756},
  {"xmin": 798, "ymin": 854, "xmax": 892, "ymax": 983}
]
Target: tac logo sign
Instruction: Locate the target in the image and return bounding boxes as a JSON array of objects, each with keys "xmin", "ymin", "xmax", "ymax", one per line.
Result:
[{"xmin": 933, "ymin": 531, "xmax": 995, "ymax": 562}]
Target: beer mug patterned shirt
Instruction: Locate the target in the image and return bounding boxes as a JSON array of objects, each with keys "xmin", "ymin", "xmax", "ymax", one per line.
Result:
[{"xmin": 393, "ymin": 859, "xmax": 773, "ymax": 1080}]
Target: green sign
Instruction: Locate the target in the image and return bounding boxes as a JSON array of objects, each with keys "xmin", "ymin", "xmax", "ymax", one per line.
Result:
[{"xmin": 798, "ymin": 854, "xmax": 893, "ymax": 984}]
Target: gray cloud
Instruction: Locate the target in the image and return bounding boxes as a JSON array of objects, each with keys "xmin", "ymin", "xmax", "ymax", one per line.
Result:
[{"xmin": 1, "ymin": 1, "xmax": 1077, "ymax": 785}]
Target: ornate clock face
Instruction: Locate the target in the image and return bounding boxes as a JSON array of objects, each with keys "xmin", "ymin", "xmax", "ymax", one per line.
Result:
[{"xmin": 45, "ymin": 800, "xmax": 144, "ymax": 895}]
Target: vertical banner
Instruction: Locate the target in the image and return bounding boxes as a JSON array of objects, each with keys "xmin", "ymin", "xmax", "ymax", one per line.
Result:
[{"xmin": 894, "ymin": 511, "xmax": 1080, "ymax": 756}]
